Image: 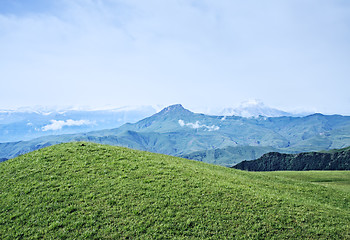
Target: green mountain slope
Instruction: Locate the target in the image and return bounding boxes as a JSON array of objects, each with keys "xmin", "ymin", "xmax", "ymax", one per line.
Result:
[
  {"xmin": 0, "ymin": 142, "xmax": 349, "ymax": 239},
  {"xmin": 1, "ymin": 104, "xmax": 350, "ymax": 166},
  {"xmin": 180, "ymin": 145, "xmax": 279, "ymax": 166},
  {"xmin": 233, "ymin": 147, "xmax": 350, "ymax": 171}
]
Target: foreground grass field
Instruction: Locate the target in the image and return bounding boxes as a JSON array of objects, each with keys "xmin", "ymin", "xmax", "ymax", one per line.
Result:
[{"xmin": 0, "ymin": 142, "xmax": 349, "ymax": 239}]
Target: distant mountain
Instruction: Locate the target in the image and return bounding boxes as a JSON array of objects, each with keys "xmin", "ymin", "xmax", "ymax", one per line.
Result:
[
  {"xmin": 0, "ymin": 106, "xmax": 156, "ymax": 142},
  {"xmin": 1, "ymin": 104, "xmax": 350, "ymax": 166},
  {"xmin": 180, "ymin": 146, "xmax": 278, "ymax": 166},
  {"xmin": 233, "ymin": 147, "xmax": 350, "ymax": 171},
  {"xmin": 220, "ymin": 100, "xmax": 298, "ymax": 117}
]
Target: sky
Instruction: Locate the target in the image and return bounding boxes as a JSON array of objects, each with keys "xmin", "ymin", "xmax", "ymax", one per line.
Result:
[{"xmin": 1, "ymin": 0, "xmax": 350, "ymax": 115}]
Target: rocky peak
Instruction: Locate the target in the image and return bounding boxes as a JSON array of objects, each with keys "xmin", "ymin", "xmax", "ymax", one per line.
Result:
[{"xmin": 158, "ymin": 104, "xmax": 192, "ymax": 115}]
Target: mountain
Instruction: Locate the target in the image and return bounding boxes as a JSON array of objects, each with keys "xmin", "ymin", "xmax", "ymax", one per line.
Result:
[
  {"xmin": 233, "ymin": 146, "xmax": 350, "ymax": 171},
  {"xmin": 1, "ymin": 104, "xmax": 350, "ymax": 166},
  {"xmin": 0, "ymin": 142, "xmax": 349, "ymax": 239},
  {"xmin": 219, "ymin": 100, "xmax": 295, "ymax": 117},
  {"xmin": 0, "ymin": 106, "xmax": 156, "ymax": 142}
]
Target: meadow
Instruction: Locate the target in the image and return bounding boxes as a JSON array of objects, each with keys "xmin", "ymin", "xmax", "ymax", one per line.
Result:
[
  {"xmin": 0, "ymin": 142, "xmax": 349, "ymax": 239},
  {"xmin": 262, "ymin": 171, "xmax": 350, "ymax": 193}
]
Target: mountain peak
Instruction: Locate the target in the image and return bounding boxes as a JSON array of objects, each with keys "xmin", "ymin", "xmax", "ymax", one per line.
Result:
[
  {"xmin": 161, "ymin": 104, "xmax": 185, "ymax": 112},
  {"xmin": 158, "ymin": 104, "xmax": 193, "ymax": 115}
]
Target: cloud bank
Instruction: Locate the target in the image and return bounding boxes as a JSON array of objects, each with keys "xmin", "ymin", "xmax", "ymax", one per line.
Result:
[
  {"xmin": 42, "ymin": 119, "xmax": 94, "ymax": 131},
  {"xmin": 178, "ymin": 119, "xmax": 219, "ymax": 131}
]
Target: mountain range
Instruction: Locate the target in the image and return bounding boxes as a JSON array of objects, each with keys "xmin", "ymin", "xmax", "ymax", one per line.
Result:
[
  {"xmin": 1, "ymin": 104, "xmax": 350, "ymax": 166},
  {"xmin": 0, "ymin": 101, "xmax": 306, "ymax": 143},
  {"xmin": 0, "ymin": 106, "xmax": 157, "ymax": 142}
]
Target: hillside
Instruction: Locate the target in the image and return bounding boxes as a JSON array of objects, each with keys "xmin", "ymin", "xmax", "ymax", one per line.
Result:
[
  {"xmin": 0, "ymin": 142, "xmax": 349, "ymax": 239},
  {"xmin": 180, "ymin": 145, "xmax": 278, "ymax": 166},
  {"xmin": 1, "ymin": 104, "xmax": 350, "ymax": 166},
  {"xmin": 233, "ymin": 146, "xmax": 350, "ymax": 171}
]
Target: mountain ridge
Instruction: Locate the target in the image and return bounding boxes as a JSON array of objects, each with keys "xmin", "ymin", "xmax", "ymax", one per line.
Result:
[
  {"xmin": 0, "ymin": 106, "xmax": 157, "ymax": 142},
  {"xmin": 1, "ymin": 104, "xmax": 350, "ymax": 166},
  {"xmin": 233, "ymin": 146, "xmax": 350, "ymax": 171},
  {"xmin": 0, "ymin": 101, "xmax": 315, "ymax": 143}
]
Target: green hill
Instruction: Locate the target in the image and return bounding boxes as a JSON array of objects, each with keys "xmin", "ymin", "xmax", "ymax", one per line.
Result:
[
  {"xmin": 0, "ymin": 142, "xmax": 349, "ymax": 239},
  {"xmin": 233, "ymin": 147, "xmax": 350, "ymax": 171}
]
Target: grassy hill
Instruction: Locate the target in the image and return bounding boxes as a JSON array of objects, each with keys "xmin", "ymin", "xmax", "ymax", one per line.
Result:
[
  {"xmin": 259, "ymin": 171, "xmax": 350, "ymax": 193},
  {"xmin": 0, "ymin": 142, "xmax": 349, "ymax": 239}
]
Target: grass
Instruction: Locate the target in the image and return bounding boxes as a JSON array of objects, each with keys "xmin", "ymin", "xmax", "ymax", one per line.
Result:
[
  {"xmin": 0, "ymin": 142, "xmax": 349, "ymax": 239},
  {"xmin": 260, "ymin": 171, "xmax": 350, "ymax": 193}
]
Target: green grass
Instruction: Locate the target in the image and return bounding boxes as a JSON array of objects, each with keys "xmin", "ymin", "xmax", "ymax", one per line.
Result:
[
  {"xmin": 0, "ymin": 142, "xmax": 349, "ymax": 239},
  {"xmin": 260, "ymin": 171, "xmax": 350, "ymax": 193}
]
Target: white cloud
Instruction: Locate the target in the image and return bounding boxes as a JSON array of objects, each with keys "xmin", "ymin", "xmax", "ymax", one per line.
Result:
[
  {"xmin": 178, "ymin": 119, "xmax": 219, "ymax": 131},
  {"xmin": 42, "ymin": 119, "xmax": 94, "ymax": 131},
  {"xmin": 178, "ymin": 119, "xmax": 185, "ymax": 127}
]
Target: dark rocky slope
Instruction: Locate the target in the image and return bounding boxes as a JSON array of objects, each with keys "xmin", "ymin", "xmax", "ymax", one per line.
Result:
[{"xmin": 233, "ymin": 147, "xmax": 350, "ymax": 171}]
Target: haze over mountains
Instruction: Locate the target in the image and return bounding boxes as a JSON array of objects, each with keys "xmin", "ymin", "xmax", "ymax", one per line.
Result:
[
  {"xmin": 0, "ymin": 106, "xmax": 157, "ymax": 142},
  {"xmin": 0, "ymin": 101, "xmax": 308, "ymax": 143},
  {"xmin": 1, "ymin": 103, "xmax": 350, "ymax": 166}
]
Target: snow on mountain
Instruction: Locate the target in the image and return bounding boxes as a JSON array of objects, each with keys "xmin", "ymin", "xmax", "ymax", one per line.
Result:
[{"xmin": 220, "ymin": 100, "xmax": 294, "ymax": 118}]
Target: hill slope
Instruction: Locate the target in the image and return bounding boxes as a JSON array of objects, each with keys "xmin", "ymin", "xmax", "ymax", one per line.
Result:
[
  {"xmin": 0, "ymin": 142, "xmax": 349, "ymax": 239},
  {"xmin": 233, "ymin": 147, "xmax": 350, "ymax": 171}
]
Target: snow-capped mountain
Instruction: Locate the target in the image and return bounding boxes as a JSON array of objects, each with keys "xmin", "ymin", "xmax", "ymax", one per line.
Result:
[{"xmin": 220, "ymin": 100, "xmax": 295, "ymax": 118}]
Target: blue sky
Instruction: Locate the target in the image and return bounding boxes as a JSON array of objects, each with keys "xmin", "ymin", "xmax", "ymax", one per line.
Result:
[{"xmin": 1, "ymin": 0, "xmax": 350, "ymax": 114}]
